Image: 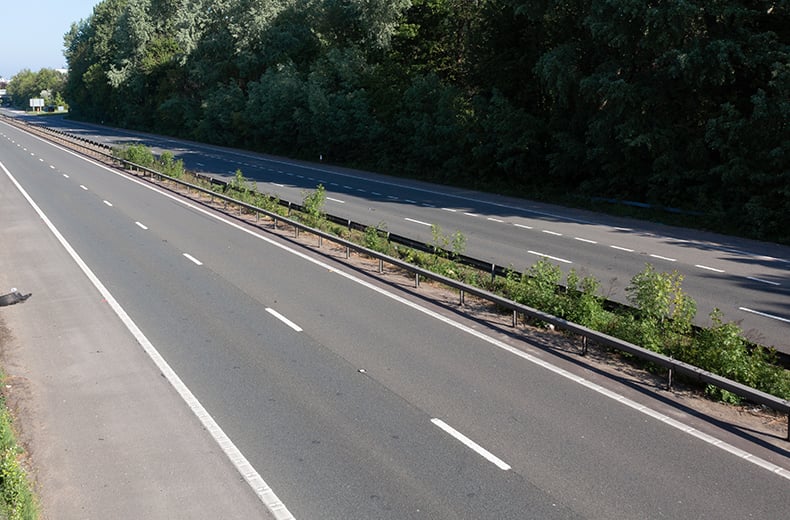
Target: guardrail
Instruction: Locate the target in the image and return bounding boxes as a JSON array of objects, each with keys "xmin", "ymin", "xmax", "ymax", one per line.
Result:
[{"xmin": 7, "ymin": 115, "xmax": 789, "ymax": 439}]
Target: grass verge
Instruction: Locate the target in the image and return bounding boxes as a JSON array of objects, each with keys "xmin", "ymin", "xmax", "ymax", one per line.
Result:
[{"xmin": 0, "ymin": 372, "xmax": 37, "ymax": 520}]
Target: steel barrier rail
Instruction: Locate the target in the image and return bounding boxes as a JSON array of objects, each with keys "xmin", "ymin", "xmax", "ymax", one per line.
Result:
[{"xmin": 6, "ymin": 115, "xmax": 789, "ymax": 439}]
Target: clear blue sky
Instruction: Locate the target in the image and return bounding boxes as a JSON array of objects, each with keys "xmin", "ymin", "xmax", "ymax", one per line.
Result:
[{"xmin": 0, "ymin": 1, "xmax": 99, "ymax": 78}]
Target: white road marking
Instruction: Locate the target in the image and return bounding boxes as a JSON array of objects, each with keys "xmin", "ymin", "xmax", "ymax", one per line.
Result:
[
  {"xmin": 696, "ymin": 265, "xmax": 724, "ymax": 273},
  {"xmin": 611, "ymin": 245, "xmax": 634, "ymax": 252},
  {"xmin": 650, "ymin": 254, "xmax": 677, "ymax": 262},
  {"xmin": 463, "ymin": 212, "xmax": 479, "ymax": 217},
  {"xmin": 372, "ymin": 192, "xmax": 382, "ymax": 196},
  {"xmin": 442, "ymin": 208, "xmax": 458, "ymax": 212},
  {"xmin": 574, "ymin": 237, "xmax": 597, "ymax": 244},
  {"xmin": 135, "ymin": 221, "xmax": 148, "ymax": 230},
  {"xmin": 183, "ymin": 253, "xmax": 203, "ymax": 266},
  {"xmin": 103, "ymin": 200, "xmax": 113, "ymax": 207},
  {"xmin": 487, "ymin": 217, "xmax": 504, "ymax": 223},
  {"xmin": 747, "ymin": 277, "xmax": 780, "ymax": 286},
  {"xmin": 405, "ymin": 199, "xmax": 417, "ymax": 204},
  {"xmin": 266, "ymin": 308, "xmax": 303, "ymax": 332},
  {"xmin": 327, "ymin": 197, "xmax": 345, "ymax": 204},
  {"xmin": 12, "ymin": 131, "xmax": 790, "ymax": 485},
  {"xmin": 431, "ymin": 419, "xmax": 511, "ymax": 471},
  {"xmin": 80, "ymin": 185, "xmax": 88, "ymax": 190},
  {"xmin": 387, "ymin": 196, "xmax": 399, "ymax": 200},
  {"xmin": 1, "ymin": 160, "xmax": 296, "ymax": 519},
  {"xmin": 514, "ymin": 223, "xmax": 533, "ymax": 230},
  {"xmin": 50, "ymin": 165, "xmax": 55, "ymax": 169},
  {"xmin": 343, "ymin": 185, "xmax": 354, "ymax": 189},
  {"xmin": 63, "ymin": 174, "xmax": 69, "ymax": 178},
  {"xmin": 542, "ymin": 230, "xmax": 562, "ymax": 236},
  {"xmin": 405, "ymin": 218, "xmax": 431, "ymax": 226},
  {"xmin": 739, "ymin": 307, "xmax": 790, "ymax": 324},
  {"xmin": 273, "ymin": 183, "xmax": 285, "ymax": 187},
  {"xmin": 528, "ymin": 250, "xmax": 572, "ymax": 264}
]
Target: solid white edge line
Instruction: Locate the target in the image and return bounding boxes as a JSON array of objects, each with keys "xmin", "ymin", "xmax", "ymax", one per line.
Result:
[
  {"xmin": 431, "ymin": 418, "xmax": 511, "ymax": 471},
  {"xmin": 11, "ymin": 125, "xmax": 790, "ymax": 483},
  {"xmin": 0, "ymin": 160, "xmax": 296, "ymax": 520},
  {"xmin": 183, "ymin": 253, "xmax": 203, "ymax": 266},
  {"xmin": 265, "ymin": 308, "xmax": 303, "ymax": 332}
]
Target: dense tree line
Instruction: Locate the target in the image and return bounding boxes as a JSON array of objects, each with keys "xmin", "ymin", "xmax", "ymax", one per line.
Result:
[
  {"xmin": 63, "ymin": 1, "xmax": 789, "ymax": 241},
  {"xmin": 6, "ymin": 68, "xmax": 68, "ymax": 109}
]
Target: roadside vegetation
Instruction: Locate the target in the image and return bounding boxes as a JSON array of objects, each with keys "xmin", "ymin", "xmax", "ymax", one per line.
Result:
[
  {"xmin": 62, "ymin": 1, "xmax": 789, "ymax": 244},
  {"xmin": 110, "ymin": 143, "xmax": 790, "ymax": 404},
  {"xmin": 0, "ymin": 374, "xmax": 38, "ymax": 520}
]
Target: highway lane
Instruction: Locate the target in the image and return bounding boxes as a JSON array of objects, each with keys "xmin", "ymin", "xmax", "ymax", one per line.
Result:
[
  {"xmin": 16, "ymin": 112, "xmax": 790, "ymax": 353},
  {"xmin": 3, "ymin": 120, "xmax": 790, "ymax": 519}
]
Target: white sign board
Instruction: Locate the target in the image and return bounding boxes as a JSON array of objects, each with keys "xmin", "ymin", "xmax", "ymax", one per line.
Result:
[{"xmin": 29, "ymin": 98, "xmax": 45, "ymax": 108}]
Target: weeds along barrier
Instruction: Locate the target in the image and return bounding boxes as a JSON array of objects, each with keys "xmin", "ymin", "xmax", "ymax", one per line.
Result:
[{"xmin": 10, "ymin": 116, "xmax": 790, "ymax": 440}]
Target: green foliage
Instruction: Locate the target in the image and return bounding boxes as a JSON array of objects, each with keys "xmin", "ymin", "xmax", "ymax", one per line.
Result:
[
  {"xmin": 429, "ymin": 225, "xmax": 466, "ymax": 259},
  {"xmin": 301, "ymin": 184, "xmax": 327, "ymax": 228},
  {"xmin": 7, "ymin": 68, "xmax": 67, "ymax": 109},
  {"xmin": 61, "ymin": 1, "xmax": 790, "ymax": 242},
  {"xmin": 625, "ymin": 264, "xmax": 696, "ymax": 354},
  {"xmin": 364, "ymin": 223, "xmax": 390, "ymax": 253},
  {"xmin": 0, "ymin": 391, "xmax": 38, "ymax": 520}
]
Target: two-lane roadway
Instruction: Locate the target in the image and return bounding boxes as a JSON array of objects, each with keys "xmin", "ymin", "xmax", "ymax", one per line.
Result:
[
  {"xmin": 2, "ymin": 117, "xmax": 789, "ymax": 519},
  {"xmin": 11, "ymin": 111, "xmax": 789, "ymax": 355}
]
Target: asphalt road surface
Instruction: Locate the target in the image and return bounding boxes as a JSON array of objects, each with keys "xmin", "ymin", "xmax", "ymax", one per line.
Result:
[
  {"xmin": 1, "ymin": 118, "xmax": 789, "ymax": 519},
  {"xmin": 11, "ymin": 111, "xmax": 789, "ymax": 356}
]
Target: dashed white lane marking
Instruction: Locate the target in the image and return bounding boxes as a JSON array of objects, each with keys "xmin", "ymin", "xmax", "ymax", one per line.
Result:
[
  {"xmin": 542, "ymin": 230, "xmax": 562, "ymax": 236},
  {"xmin": 39, "ymin": 158, "xmax": 44, "ymax": 162},
  {"xmin": 266, "ymin": 308, "xmax": 303, "ymax": 332},
  {"xmin": 696, "ymin": 265, "xmax": 724, "ymax": 273},
  {"xmin": 514, "ymin": 223, "xmax": 533, "ymax": 230},
  {"xmin": 387, "ymin": 195, "xmax": 399, "ymax": 200},
  {"xmin": 463, "ymin": 212, "xmax": 479, "ymax": 217},
  {"xmin": 343, "ymin": 185, "xmax": 354, "ymax": 189},
  {"xmin": 183, "ymin": 253, "xmax": 203, "ymax": 266},
  {"xmin": 442, "ymin": 208, "xmax": 458, "ymax": 212},
  {"xmin": 487, "ymin": 217, "xmax": 504, "ymax": 223},
  {"xmin": 1, "ymin": 161, "xmax": 296, "ymax": 519},
  {"xmin": 650, "ymin": 254, "xmax": 677, "ymax": 262},
  {"xmin": 103, "ymin": 200, "xmax": 113, "ymax": 207},
  {"xmin": 405, "ymin": 199, "xmax": 417, "ymax": 203},
  {"xmin": 327, "ymin": 197, "xmax": 345, "ymax": 204},
  {"xmin": 80, "ymin": 185, "xmax": 88, "ymax": 190},
  {"xmin": 528, "ymin": 250, "xmax": 573, "ymax": 264},
  {"xmin": 372, "ymin": 192, "xmax": 382, "ymax": 196},
  {"xmin": 273, "ymin": 183, "xmax": 285, "ymax": 187},
  {"xmin": 747, "ymin": 277, "xmax": 780, "ymax": 287},
  {"xmin": 50, "ymin": 165, "xmax": 55, "ymax": 169},
  {"xmin": 63, "ymin": 174, "xmax": 69, "ymax": 178},
  {"xmin": 431, "ymin": 419, "xmax": 511, "ymax": 471},
  {"xmin": 135, "ymin": 221, "xmax": 148, "ymax": 230},
  {"xmin": 611, "ymin": 245, "xmax": 634, "ymax": 252},
  {"xmin": 739, "ymin": 307, "xmax": 790, "ymax": 324},
  {"xmin": 575, "ymin": 237, "xmax": 597, "ymax": 244},
  {"xmin": 405, "ymin": 217, "xmax": 431, "ymax": 227}
]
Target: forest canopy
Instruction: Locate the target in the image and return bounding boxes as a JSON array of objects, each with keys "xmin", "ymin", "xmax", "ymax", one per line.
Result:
[{"xmin": 63, "ymin": 0, "xmax": 789, "ymax": 242}]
